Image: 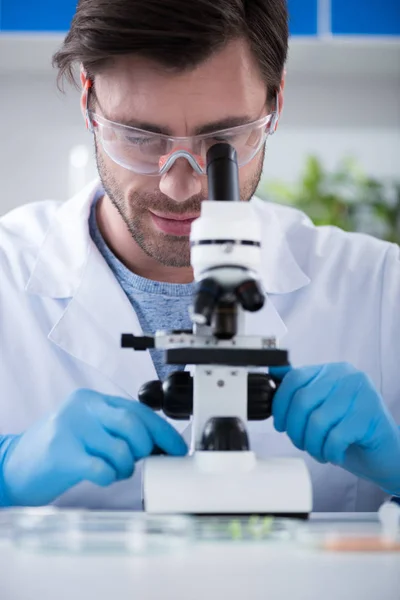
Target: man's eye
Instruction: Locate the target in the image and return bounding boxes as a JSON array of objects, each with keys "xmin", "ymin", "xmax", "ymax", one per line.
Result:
[
  {"xmin": 125, "ymin": 136, "xmax": 154, "ymax": 146},
  {"xmin": 212, "ymin": 135, "xmax": 234, "ymax": 142}
]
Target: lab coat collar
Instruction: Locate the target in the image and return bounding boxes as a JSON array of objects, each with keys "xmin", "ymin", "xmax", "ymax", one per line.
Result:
[{"xmin": 26, "ymin": 180, "xmax": 310, "ymax": 299}]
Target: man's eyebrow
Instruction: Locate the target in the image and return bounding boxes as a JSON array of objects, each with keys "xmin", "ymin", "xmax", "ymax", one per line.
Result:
[
  {"xmin": 194, "ymin": 117, "xmax": 254, "ymax": 135},
  {"xmin": 103, "ymin": 114, "xmax": 255, "ymax": 136}
]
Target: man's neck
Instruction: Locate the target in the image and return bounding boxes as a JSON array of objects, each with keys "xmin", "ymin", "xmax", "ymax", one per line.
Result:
[{"xmin": 95, "ymin": 195, "xmax": 195, "ymax": 284}]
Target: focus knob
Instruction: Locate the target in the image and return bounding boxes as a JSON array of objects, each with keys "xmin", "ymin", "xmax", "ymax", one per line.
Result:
[
  {"xmin": 247, "ymin": 373, "xmax": 278, "ymax": 420},
  {"xmin": 138, "ymin": 380, "xmax": 164, "ymax": 411},
  {"xmin": 162, "ymin": 371, "xmax": 193, "ymax": 420}
]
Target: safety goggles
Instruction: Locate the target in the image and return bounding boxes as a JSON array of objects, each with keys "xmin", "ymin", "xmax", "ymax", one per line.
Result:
[{"xmin": 86, "ymin": 82, "xmax": 279, "ymax": 176}]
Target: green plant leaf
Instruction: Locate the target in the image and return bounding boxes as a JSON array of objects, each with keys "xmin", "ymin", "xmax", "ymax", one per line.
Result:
[{"xmin": 261, "ymin": 154, "xmax": 400, "ymax": 244}]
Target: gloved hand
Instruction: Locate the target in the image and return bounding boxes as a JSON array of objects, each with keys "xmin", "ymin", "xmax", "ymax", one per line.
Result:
[
  {"xmin": 0, "ymin": 389, "xmax": 188, "ymax": 507},
  {"xmin": 270, "ymin": 363, "xmax": 400, "ymax": 496}
]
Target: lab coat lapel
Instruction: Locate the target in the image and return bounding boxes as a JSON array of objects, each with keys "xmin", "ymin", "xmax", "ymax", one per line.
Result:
[
  {"xmin": 26, "ymin": 180, "xmax": 158, "ymax": 402},
  {"xmin": 244, "ymin": 196, "xmax": 311, "ymax": 342},
  {"xmin": 48, "ymin": 244, "xmax": 159, "ymax": 402}
]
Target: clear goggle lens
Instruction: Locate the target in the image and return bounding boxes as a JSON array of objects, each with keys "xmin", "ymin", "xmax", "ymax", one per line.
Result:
[{"xmin": 88, "ymin": 110, "xmax": 277, "ymax": 176}]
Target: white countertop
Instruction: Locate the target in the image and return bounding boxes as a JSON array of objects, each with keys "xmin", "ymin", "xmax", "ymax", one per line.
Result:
[{"xmin": 0, "ymin": 512, "xmax": 399, "ymax": 600}]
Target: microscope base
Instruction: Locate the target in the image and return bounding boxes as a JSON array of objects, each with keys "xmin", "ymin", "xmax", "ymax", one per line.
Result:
[{"xmin": 143, "ymin": 452, "xmax": 312, "ymax": 517}]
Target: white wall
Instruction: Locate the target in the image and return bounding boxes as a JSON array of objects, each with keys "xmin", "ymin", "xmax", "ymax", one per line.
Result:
[
  {"xmin": 263, "ymin": 73, "xmax": 400, "ymax": 184},
  {"xmin": 0, "ymin": 39, "xmax": 399, "ymax": 216},
  {"xmin": 0, "ymin": 73, "xmax": 97, "ymax": 215}
]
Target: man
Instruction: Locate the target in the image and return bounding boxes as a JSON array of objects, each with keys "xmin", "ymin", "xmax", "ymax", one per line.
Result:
[{"xmin": 0, "ymin": 0, "xmax": 399, "ymax": 512}]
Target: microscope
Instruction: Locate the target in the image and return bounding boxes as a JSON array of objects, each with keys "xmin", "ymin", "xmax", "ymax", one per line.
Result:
[{"xmin": 122, "ymin": 143, "xmax": 312, "ymax": 517}]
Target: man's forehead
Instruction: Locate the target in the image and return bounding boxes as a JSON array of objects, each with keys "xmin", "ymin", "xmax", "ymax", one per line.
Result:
[{"xmin": 93, "ymin": 40, "xmax": 267, "ymax": 134}]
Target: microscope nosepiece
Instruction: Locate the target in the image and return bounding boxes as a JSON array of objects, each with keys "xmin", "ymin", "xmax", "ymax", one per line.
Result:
[
  {"xmin": 235, "ymin": 279, "xmax": 265, "ymax": 312},
  {"xmin": 192, "ymin": 277, "xmax": 222, "ymax": 326}
]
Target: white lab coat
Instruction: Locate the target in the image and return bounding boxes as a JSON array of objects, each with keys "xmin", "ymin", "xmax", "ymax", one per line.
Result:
[{"xmin": 1, "ymin": 180, "xmax": 399, "ymax": 512}]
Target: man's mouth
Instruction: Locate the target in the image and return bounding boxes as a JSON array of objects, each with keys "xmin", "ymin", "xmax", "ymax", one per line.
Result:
[{"xmin": 149, "ymin": 212, "xmax": 200, "ymax": 236}]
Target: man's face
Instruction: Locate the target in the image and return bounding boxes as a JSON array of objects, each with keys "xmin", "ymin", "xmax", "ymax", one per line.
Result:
[{"xmin": 87, "ymin": 38, "xmax": 274, "ymax": 268}]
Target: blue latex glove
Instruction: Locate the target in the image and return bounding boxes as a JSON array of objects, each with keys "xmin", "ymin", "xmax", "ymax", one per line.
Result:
[
  {"xmin": 270, "ymin": 363, "xmax": 400, "ymax": 496},
  {"xmin": 0, "ymin": 389, "xmax": 188, "ymax": 507}
]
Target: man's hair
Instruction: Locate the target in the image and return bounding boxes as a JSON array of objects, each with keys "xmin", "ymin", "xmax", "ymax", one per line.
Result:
[{"xmin": 53, "ymin": 0, "xmax": 288, "ymax": 102}]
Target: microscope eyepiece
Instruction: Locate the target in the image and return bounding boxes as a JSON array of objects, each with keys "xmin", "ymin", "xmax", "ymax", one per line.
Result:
[
  {"xmin": 206, "ymin": 143, "xmax": 238, "ymax": 164},
  {"xmin": 206, "ymin": 142, "xmax": 240, "ymax": 202}
]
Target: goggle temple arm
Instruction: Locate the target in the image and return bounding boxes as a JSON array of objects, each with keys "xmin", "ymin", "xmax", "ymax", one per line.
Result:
[
  {"xmin": 84, "ymin": 78, "xmax": 94, "ymax": 133},
  {"xmin": 270, "ymin": 91, "xmax": 280, "ymax": 135}
]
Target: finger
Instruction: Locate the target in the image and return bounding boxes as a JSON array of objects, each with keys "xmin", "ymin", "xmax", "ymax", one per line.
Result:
[
  {"xmin": 322, "ymin": 386, "xmax": 372, "ymax": 465},
  {"xmin": 89, "ymin": 400, "xmax": 154, "ymax": 459},
  {"xmin": 285, "ymin": 387, "xmax": 326, "ymax": 450},
  {"xmin": 93, "ymin": 396, "xmax": 188, "ymax": 458},
  {"xmin": 268, "ymin": 366, "xmax": 291, "ymax": 380},
  {"xmin": 302, "ymin": 380, "xmax": 356, "ymax": 463},
  {"xmin": 83, "ymin": 422, "xmax": 135, "ymax": 480},
  {"xmin": 322, "ymin": 419, "xmax": 356, "ymax": 466},
  {"xmin": 79, "ymin": 456, "xmax": 118, "ymax": 488},
  {"xmin": 272, "ymin": 365, "xmax": 324, "ymax": 433},
  {"xmin": 103, "ymin": 396, "xmax": 188, "ymax": 456},
  {"xmin": 80, "ymin": 389, "xmax": 150, "ymax": 416},
  {"xmin": 128, "ymin": 401, "xmax": 188, "ymax": 456}
]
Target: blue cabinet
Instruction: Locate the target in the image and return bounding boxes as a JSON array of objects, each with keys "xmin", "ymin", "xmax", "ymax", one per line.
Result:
[
  {"xmin": 332, "ymin": 0, "xmax": 400, "ymax": 36},
  {"xmin": 1, "ymin": 0, "xmax": 398, "ymax": 36},
  {"xmin": 1, "ymin": 0, "xmax": 319, "ymax": 35},
  {"xmin": 287, "ymin": 0, "xmax": 318, "ymax": 35},
  {"xmin": 0, "ymin": 0, "xmax": 319, "ymax": 35},
  {"xmin": 1, "ymin": 0, "xmax": 77, "ymax": 32}
]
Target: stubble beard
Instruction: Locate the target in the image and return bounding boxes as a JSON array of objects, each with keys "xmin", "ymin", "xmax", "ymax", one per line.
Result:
[{"xmin": 95, "ymin": 144, "xmax": 265, "ymax": 268}]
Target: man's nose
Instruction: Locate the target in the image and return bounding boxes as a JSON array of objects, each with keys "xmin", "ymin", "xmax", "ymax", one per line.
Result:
[{"xmin": 159, "ymin": 157, "xmax": 202, "ymax": 202}]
